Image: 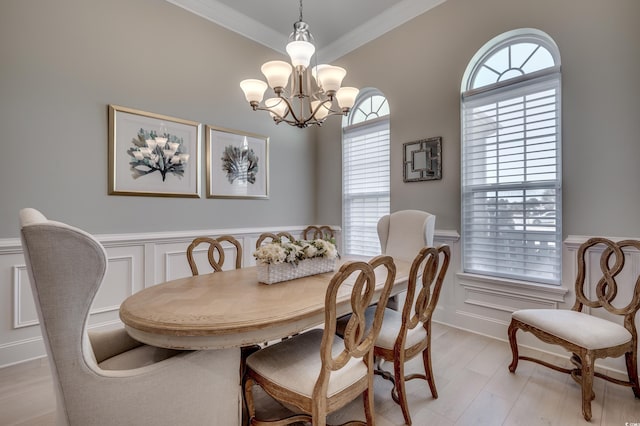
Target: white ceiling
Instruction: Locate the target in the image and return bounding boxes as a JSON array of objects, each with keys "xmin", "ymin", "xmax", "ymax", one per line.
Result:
[{"xmin": 166, "ymin": 0, "xmax": 447, "ymax": 62}]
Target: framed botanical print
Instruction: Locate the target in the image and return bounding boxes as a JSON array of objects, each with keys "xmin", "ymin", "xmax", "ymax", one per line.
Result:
[
  {"xmin": 205, "ymin": 125, "xmax": 269, "ymax": 199},
  {"xmin": 108, "ymin": 105, "xmax": 201, "ymax": 197}
]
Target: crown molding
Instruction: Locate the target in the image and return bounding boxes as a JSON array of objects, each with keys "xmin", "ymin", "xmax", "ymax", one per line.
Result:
[
  {"xmin": 319, "ymin": 0, "xmax": 447, "ymax": 62},
  {"xmin": 165, "ymin": 0, "xmax": 286, "ymax": 55},
  {"xmin": 166, "ymin": 0, "xmax": 447, "ymax": 61}
]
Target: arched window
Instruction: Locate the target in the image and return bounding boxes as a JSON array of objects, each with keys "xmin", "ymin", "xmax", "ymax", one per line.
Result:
[
  {"xmin": 461, "ymin": 29, "xmax": 562, "ymax": 285},
  {"xmin": 342, "ymin": 88, "xmax": 390, "ymax": 256}
]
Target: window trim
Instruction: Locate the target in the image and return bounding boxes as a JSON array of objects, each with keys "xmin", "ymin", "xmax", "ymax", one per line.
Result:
[
  {"xmin": 341, "ymin": 88, "xmax": 390, "ymax": 257},
  {"xmin": 460, "ymin": 28, "xmax": 562, "ymax": 286}
]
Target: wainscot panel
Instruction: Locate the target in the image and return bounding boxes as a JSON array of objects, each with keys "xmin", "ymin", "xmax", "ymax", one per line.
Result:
[{"xmin": 0, "ymin": 225, "xmax": 337, "ymax": 368}]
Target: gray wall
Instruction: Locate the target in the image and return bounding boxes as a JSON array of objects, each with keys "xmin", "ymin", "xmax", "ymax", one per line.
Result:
[
  {"xmin": 317, "ymin": 0, "xmax": 640, "ymax": 238},
  {"xmin": 0, "ymin": 0, "xmax": 316, "ymax": 238}
]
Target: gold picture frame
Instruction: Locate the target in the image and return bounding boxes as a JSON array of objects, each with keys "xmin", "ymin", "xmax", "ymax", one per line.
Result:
[
  {"xmin": 108, "ymin": 105, "xmax": 201, "ymax": 197},
  {"xmin": 205, "ymin": 125, "xmax": 269, "ymax": 199}
]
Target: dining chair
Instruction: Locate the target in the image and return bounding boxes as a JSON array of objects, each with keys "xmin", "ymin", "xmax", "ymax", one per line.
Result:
[
  {"xmin": 243, "ymin": 256, "xmax": 397, "ymax": 426},
  {"xmin": 186, "ymin": 235, "xmax": 242, "ymax": 275},
  {"xmin": 378, "ymin": 209, "xmax": 436, "ymax": 311},
  {"xmin": 302, "ymin": 225, "xmax": 335, "ymax": 240},
  {"xmin": 19, "ymin": 208, "xmax": 239, "ymax": 425},
  {"xmin": 255, "ymin": 231, "xmax": 296, "ymax": 249},
  {"xmin": 337, "ymin": 245, "xmax": 450, "ymax": 425},
  {"xmin": 508, "ymin": 237, "xmax": 640, "ymax": 421},
  {"xmin": 378, "ymin": 210, "xmax": 435, "ymax": 261}
]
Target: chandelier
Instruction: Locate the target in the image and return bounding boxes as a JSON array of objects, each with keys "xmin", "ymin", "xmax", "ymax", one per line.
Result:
[{"xmin": 239, "ymin": 0, "xmax": 359, "ymax": 128}]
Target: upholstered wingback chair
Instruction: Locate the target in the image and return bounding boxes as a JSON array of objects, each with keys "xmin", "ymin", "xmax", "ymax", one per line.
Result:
[
  {"xmin": 377, "ymin": 210, "xmax": 436, "ymax": 261},
  {"xmin": 20, "ymin": 208, "xmax": 239, "ymax": 425},
  {"xmin": 378, "ymin": 209, "xmax": 436, "ymax": 310}
]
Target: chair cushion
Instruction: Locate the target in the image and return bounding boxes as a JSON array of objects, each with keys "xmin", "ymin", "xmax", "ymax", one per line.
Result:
[
  {"xmin": 512, "ymin": 309, "xmax": 632, "ymax": 350},
  {"xmin": 336, "ymin": 306, "xmax": 427, "ymax": 351},
  {"xmin": 246, "ymin": 329, "xmax": 367, "ymax": 398},
  {"xmin": 97, "ymin": 344, "xmax": 181, "ymax": 370},
  {"xmin": 370, "ymin": 306, "xmax": 427, "ymax": 350}
]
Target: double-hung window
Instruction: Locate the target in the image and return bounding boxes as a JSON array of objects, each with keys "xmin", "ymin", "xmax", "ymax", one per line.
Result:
[
  {"xmin": 461, "ymin": 29, "xmax": 562, "ymax": 285},
  {"xmin": 342, "ymin": 89, "xmax": 390, "ymax": 256}
]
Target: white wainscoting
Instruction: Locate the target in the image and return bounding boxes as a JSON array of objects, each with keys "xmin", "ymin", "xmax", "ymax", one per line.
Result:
[
  {"xmin": 2, "ymin": 230, "xmax": 638, "ymax": 377},
  {"xmin": 0, "ymin": 225, "xmax": 335, "ymax": 368}
]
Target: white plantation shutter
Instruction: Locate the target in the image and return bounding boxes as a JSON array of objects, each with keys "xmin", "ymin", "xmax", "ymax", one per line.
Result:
[
  {"xmin": 462, "ymin": 74, "xmax": 562, "ymax": 284},
  {"xmin": 343, "ymin": 118, "xmax": 390, "ymax": 256}
]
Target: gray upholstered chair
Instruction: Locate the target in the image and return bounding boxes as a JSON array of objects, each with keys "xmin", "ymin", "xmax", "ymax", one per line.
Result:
[
  {"xmin": 378, "ymin": 209, "xmax": 436, "ymax": 310},
  {"xmin": 508, "ymin": 237, "xmax": 640, "ymax": 421},
  {"xmin": 377, "ymin": 209, "xmax": 435, "ymax": 261},
  {"xmin": 19, "ymin": 208, "xmax": 239, "ymax": 425},
  {"xmin": 243, "ymin": 256, "xmax": 396, "ymax": 425}
]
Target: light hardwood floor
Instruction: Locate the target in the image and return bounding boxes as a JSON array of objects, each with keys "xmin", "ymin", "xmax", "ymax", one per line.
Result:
[{"xmin": 1, "ymin": 323, "xmax": 638, "ymax": 425}]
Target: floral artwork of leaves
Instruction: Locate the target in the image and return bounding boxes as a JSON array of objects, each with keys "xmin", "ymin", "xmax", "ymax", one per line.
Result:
[
  {"xmin": 221, "ymin": 145, "xmax": 259, "ymax": 184},
  {"xmin": 126, "ymin": 128, "xmax": 189, "ymax": 182}
]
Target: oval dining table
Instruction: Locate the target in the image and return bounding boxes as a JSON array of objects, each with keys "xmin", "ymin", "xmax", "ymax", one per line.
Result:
[{"xmin": 119, "ymin": 255, "xmax": 411, "ymax": 425}]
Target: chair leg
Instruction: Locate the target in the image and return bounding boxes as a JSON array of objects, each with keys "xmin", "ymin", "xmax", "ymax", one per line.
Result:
[
  {"xmin": 244, "ymin": 377, "xmax": 256, "ymax": 425},
  {"xmin": 394, "ymin": 358, "xmax": 412, "ymax": 426},
  {"xmin": 363, "ymin": 372, "xmax": 376, "ymax": 426},
  {"xmin": 311, "ymin": 398, "xmax": 327, "ymax": 426},
  {"xmin": 507, "ymin": 320, "xmax": 519, "ymax": 373},
  {"xmin": 422, "ymin": 345, "xmax": 438, "ymax": 399},
  {"xmin": 625, "ymin": 350, "xmax": 640, "ymax": 398},
  {"xmin": 580, "ymin": 352, "xmax": 595, "ymax": 421}
]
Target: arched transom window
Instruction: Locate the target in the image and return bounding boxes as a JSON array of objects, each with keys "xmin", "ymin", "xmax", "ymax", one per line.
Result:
[{"xmin": 348, "ymin": 94, "xmax": 390, "ymax": 126}]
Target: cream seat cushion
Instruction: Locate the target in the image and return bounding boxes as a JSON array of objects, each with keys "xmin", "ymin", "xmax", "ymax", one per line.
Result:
[
  {"xmin": 246, "ymin": 329, "xmax": 367, "ymax": 398},
  {"xmin": 371, "ymin": 306, "xmax": 427, "ymax": 350},
  {"xmin": 512, "ymin": 309, "xmax": 632, "ymax": 350},
  {"xmin": 98, "ymin": 344, "xmax": 182, "ymax": 371},
  {"xmin": 336, "ymin": 306, "xmax": 427, "ymax": 351}
]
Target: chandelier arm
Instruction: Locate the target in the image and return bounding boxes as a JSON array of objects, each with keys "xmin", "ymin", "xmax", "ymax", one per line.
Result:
[
  {"xmin": 253, "ymin": 96, "xmax": 298, "ymax": 124},
  {"xmin": 281, "ymin": 95, "xmax": 306, "ymax": 125}
]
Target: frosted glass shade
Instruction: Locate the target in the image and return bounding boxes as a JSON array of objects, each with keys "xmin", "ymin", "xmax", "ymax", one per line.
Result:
[
  {"xmin": 336, "ymin": 87, "xmax": 359, "ymax": 109},
  {"xmin": 265, "ymin": 97, "xmax": 288, "ymax": 118},
  {"xmin": 313, "ymin": 65, "xmax": 346, "ymax": 94},
  {"xmin": 286, "ymin": 41, "xmax": 315, "ymax": 69},
  {"xmin": 261, "ymin": 61, "xmax": 292, "ymax": 89},
  {"xmin": 240, "ymin": 79, "xmax": 268, "ymax": 103},
  {"xmin": 311, "ymin": 100, "xmax": 331, "ymax": 120}
]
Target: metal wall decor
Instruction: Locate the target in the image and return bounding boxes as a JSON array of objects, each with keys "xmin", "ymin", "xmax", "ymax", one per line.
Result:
[{"xmin": 403, "ymin": 137, "xmax": 442, "ymax": 182}]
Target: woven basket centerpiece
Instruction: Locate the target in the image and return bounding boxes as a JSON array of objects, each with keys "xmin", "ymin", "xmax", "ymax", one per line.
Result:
[
  {"xmin": 254, "ymin": 238, "xmax": 339, "ymax": 285},
  {"xmin": 257, "ymin": 257, "xmax": 336, "ymax": 284}
]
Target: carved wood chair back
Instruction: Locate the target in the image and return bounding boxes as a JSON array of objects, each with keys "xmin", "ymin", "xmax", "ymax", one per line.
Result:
[
  {"xmin": 255, "ymin": 231, "xmax": 296, "ymax": 249},
  {"xmin": 186, "ymin": 235, "xmax": 242, "ymax": 276},
  {"xmin": 302, "ymin": 225, "xmax": 335, "ymax": 240}
]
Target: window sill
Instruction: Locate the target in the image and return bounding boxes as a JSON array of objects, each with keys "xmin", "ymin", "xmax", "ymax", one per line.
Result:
[{"xmin": 457, "ymin": 271, "xmax": 569, "ymax": 304}]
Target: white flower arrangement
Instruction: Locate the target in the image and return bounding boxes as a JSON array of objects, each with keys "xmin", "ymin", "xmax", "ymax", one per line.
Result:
[{"xmin": 253, "ymin": 238, "xmax": 339, "ymax": 265}]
